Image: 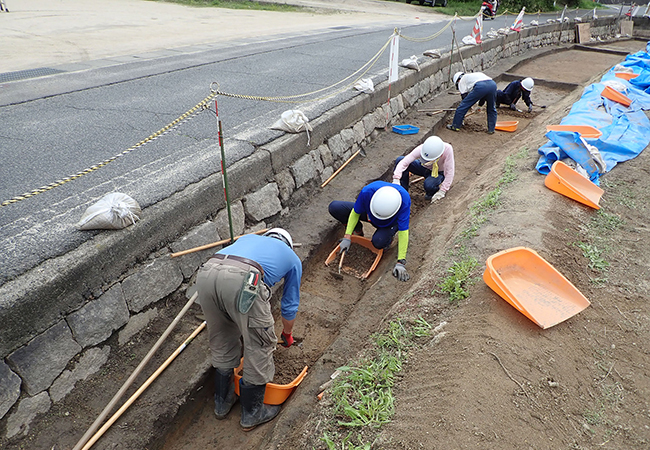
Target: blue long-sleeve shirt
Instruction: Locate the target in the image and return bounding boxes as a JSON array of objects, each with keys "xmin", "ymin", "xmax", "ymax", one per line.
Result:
[
  {"xmin": 353, "ymin": 180, "xmax": 411, "ymax": 231},
  {"xmin": 215, "ymin": 234, "xmax": 302, "ymax": 321},
  {"xmin": 496, "ymin": 80, "xmax": 532, "ymax": 107}
]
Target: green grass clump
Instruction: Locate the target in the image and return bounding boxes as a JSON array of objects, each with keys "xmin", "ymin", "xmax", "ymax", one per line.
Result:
[{"xmin": 438, "ymin": 255, "xmax": 478, "ymax": 303}]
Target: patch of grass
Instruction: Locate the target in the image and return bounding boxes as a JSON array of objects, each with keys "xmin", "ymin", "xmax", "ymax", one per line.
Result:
[
  {"xmin": 149, "ymin": 0, "xmax": 302, "ymax": 12},
  {"xmin": 576, "ymin": 241, "xmax": 609, "ymax": 271},
  {"xmin": 438, "ymin": 255, "xmax": 478, "ymax": 303},
  {"xmin": 321, "ymin": 432, "xmax": 371, "ymax": 450},
  {"xmin": 592, "ymin": 210, "xmax": 624, "ymax": 232},
  {"xmin": 413, "ymin": 315, "xmax": 432, "ymax": 337}
]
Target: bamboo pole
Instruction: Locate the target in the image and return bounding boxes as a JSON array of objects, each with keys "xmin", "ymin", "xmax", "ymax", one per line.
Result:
[
  {"xmin": 72, "ymin": 292, "xmax": 199, "ymax": 450},
  {"xmin": 170, "ymin": 229, "xmax": 268, "ymax": 258},
  {"xmin": 321, "ymin": 149, "xmax": 361, "ymax": 188},
  {"xmin": 80, "ymin": 321, "xmax": 207, "ymax": 450}
]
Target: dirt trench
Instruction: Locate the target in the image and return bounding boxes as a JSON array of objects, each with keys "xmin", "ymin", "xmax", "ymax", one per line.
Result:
[{"xmin": 9, "ymin": 40, "xmax": 648, "ymax": 450}]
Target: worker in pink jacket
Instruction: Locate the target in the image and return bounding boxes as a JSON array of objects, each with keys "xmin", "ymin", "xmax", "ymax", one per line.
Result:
[{"xmin": 392, "ymin": 136, "xmax": 455, "ymax": 203}]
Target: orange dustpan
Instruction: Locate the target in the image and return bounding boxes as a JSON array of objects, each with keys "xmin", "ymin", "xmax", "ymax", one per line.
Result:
[
  {"xmin": 495, "ymin": 121, "xmax": 519, "ymax": 132},
  {"xmin": 614, "ymin": 72, "xmax": 638, "ymax": 81},
  {"xmin": 233, "ymin": 359, "xmax": 308, "ymax": 405},
  {"xmin": 545, "ymin": 125, "xmax": 602, "ymax": 139},
  {"xmin": 325, "ymin": 235, "xmax": 383, "ymax": 279},
  {"xmin": 483, "ymin": 247, "xmax": 591, "ymax": 329},
  {"xmin": 601, "ymin": 85, "xmax": 632, "ymax": 107},
  {"xmin": 544, "ymin": 160, "xmax": 604, "ymax": 209}
]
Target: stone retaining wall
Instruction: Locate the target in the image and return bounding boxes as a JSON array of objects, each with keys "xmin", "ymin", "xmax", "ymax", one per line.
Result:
[{"xmin": 0, "ymin": 17, "xmax": 625, "ymax": 439}]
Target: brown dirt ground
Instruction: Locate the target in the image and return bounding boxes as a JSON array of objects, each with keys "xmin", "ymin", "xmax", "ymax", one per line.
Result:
[{"xmin": 4, "ymin": 42, "xmax": 649, "ymax": 450}]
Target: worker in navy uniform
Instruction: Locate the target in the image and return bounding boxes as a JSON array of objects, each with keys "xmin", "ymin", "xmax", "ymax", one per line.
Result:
[
  {"xmin": 447, "ymin": 71, "xmax": 498, "ymax": 134},
  {"xmin": 496, "ymin": 77, "xmax": 535, "ymax": 113},
  {"xmin": 328, "ymin": 181, "xmax": 412, "ymax": 282},
  {"xmin": 196, "ymin": 228, "xmax": 302, "ymax": 431}
]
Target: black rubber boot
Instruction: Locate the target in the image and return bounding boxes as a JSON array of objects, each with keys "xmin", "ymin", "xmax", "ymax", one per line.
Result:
[
  {"xmin": 239, "ymin": 379, "xmax": 281, "ymax": 431},
  {"xmin": 214, "ymin": 368, "xmax": 237, "ymax": 419}
]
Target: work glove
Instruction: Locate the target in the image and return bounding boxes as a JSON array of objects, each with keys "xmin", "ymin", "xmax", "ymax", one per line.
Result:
[
  {"xmin": 280, "ymin": 331, "xmax": 294, "ymax": 348},
  {"xmin": 338, "ymin": 237, "xmax": 351, "ymax": 254},
  {"xmin": 509, "ymin": 104, "xmax": 517, "ymax": 111},
  {"xmin": 430, "ymin": 190, "xmax": 446, "ymax": 203},
  {"xmin": 392, "ymin": 179, "xmax": 401, "ymax": 185},
  {"xmin": 528, "ymin": 104, "xmax": 533, "ymax": 113},
  {"xmin": 392, "ymin": 260, "xmax": 410, "ymax": 282}
]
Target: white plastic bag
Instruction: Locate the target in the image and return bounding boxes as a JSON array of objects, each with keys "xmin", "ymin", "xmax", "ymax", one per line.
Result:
[
  {"xmin": 354, "ymin": 78, "xmax": 375, "ymax": 94},
  {"xmin": 613, "ymin": 64, "xmax": 634, "ymax": 74},
  {"xmin": 77, "ymin": 193, "xmax": 141, "ymax": 230},
  {"xmin": 486, "ymin": 29, "xmax": 499, "ymax": 39},
  {"xmin": 602, "ymin": 79, "xmax": 627, "ymax": 93},
  {"xmin": 270, "ymin": 109, "xmax": 313, "ymax": 145},
  {"xmin": 399, "ymin": 55, "xmax": 420, "ymax": 71}
]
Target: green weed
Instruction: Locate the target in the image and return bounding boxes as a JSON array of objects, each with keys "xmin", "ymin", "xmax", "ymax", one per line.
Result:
[
  {"xmin": 576, "ymin": 242, "xmax": 609, "ymax": 271},
  {"xmin": 438, "ymin": 256, "xmax": 478, "ymax": 303},
  {"xmin": 150, "ymin": 0, "xmax": 302, "ymax": 12}
]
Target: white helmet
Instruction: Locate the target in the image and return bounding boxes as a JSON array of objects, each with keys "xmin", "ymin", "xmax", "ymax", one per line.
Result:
[
  {"xmin": 421, "ymin": 136, "xmax": 445, "ymax": 161},
  {"xmin": 521, "ymin": 77, "xmax": 534, "ymax": 91},
  {"xmin": 369, "ymin": 186, "xmax": 402, "ymax": 220},
  {"xmin": 453, "ymin": 72, "xmax": 464, "ymax": 85},
  {"xmin": 263, "ymin": 228, "xmax": 293, "ymax": 249}
]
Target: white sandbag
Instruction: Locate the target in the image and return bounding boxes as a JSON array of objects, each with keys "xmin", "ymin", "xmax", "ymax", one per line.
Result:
[
  {"xmin": 613, "ymin": 64, "xmax": 634, "ymax": 73},
  {"xmin": 486, "ymin": 29, "xmax": 499, "ymax": 39},
  {"xmin": 77, "ymin": 193, "xmax": 141, "ymax": 230},
  {"xmin": 423, "ymin": 49, "xmax": 441, "ymax": 58},
  {"xmin": 354, "ymin": 78, "xmax": 375, "ymax": 94},
  {"xmin": 530, "ymin": 20, "xmax": 539, "ymax": 26},
  {"xmin": 270, "ymin": 109, "xmax": 312, "ymax": 145},
  {"xmin": 461, "ymin": 35, "xmax": 478, "ymax": 45},
  {"xmin": 399, "ymin": 55, "xmax": 420, "ymax": 71},
  {"xmin": 602, "ymin": 79, "xmax": 628, "ymax": 93}
]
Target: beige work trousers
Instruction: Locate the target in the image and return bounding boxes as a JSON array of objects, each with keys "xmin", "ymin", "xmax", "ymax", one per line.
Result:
[{"xmin": 196, "ymin": 258, "xmax": 276, "ymax": 386}]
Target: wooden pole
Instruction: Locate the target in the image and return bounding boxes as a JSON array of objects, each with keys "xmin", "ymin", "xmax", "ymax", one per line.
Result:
[
  {"xmin": 80, "ymin": 321, "xmax": 207, "ymax": 450},
  {"xmin": 72, "ymin": 292, "xmax": 199, "ymax": 450},
  {"xmin": 321, "ymin": 149, "xmax": 361, "ymax": 188},
  {"xmin": 170, "ymin": 229, "xmax": 268, "ymax": 258}
]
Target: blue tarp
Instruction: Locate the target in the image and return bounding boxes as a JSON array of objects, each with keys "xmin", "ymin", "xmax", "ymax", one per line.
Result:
[{"xmin": 536, "ymin": 41, "xmax": 650, "ymax": 183}]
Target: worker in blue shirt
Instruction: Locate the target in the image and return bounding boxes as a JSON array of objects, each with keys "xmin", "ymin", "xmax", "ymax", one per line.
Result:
[
  {"xmin": 328, "ymin": 180, "xmax": 411, "ymax": 282},
  {"xmin": 496, "ymin": 77, "xmax": 534, "ymax": 112},
  {"xmin": 195, "ymin": 228, "xmax": 302, "ymax": 431}
]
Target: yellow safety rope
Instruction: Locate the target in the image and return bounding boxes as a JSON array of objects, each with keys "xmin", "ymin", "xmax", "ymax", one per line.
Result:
[{"xmin": 1, "ymin": 92, "xmax": 217, "ymax": 207}]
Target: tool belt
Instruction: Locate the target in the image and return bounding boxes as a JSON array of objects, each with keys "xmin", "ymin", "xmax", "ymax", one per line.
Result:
[{"xmin": 210, "ymin": 253, "xmax": 264, "ymax": 279}]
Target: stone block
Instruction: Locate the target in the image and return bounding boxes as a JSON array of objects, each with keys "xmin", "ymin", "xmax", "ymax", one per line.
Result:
[
  {"xmin": 275, "ymin": 169, "xmax": 296, "ymax": 203},
  {"xmin": 5, "ymin": 392, "xmax": 51, "ymax": 439},
  {"xmin": 67, "ymin": 284, "xmax": 129, "ymax": 348},
  {"xmin": 353, "ymin": 121, "xmax": 365, "ymax": 144},
  {"xmin": 318, "ymin": 143, "xmax": 333, "ymax": 168},
  {"xmin": 118, "ymin": 308, "xmax": 159, "ymax": 346},
  {"xmin": 243, "ymin": 183, "xmax": 282, "ymax": 221},
  {"xmin": 122, "ymin": 257, "xmax": 183, "ymax": 313},
  {"xmin": 340, "ymin": 128, "xmax": 355, "ymax": 150},
  {"xmin": 7, "ymin": 321, "xmax": 81, "ymax": 396},
  {"xmin": 309, "ymin": 148, "xmax": 324, "ymax": 174},
  {"xmin": 291, "ymin": 153, "xmax": 319, "ymax": 188},
  {"xmin": 327, "ymin": 133, "xmax": 345, "ymax": 159},
  {"xmin": 170, "ymin": 221, "xmax": 220, "ymax": 278},
  {"xmin": 0, "ymin": 361, "xmax": 21, "ymax": 420},
  {"xmin": 49, "ymin": 346, "xmax": 110, "ymax": 403},
  {"xmin": 215, "ymin": 201, "xmax": 244, "ymax": 240}
]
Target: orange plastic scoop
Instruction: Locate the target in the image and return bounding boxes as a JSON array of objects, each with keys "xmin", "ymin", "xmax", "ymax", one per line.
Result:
[
  {"xmin": 614, "ymin": 72, "xmax": 639, "ymax": 81},
  {"xmin": 325, "ymin": 235, "xmax": 383, "ymax": 279},
  {"xmin": 601, "ymin": 85, "xmax": 632, "ymax": 107},
  {"xmin": 483, "ymin": 247, "xmax": 591, "ymax": 329},
  {"xmin": 234, "ymin": 360, "xmax": 308, "ymax": 405},
  {"xmin": 495, "ymin": 121, "xmax": 519, "ymax": 132},
  {"xmin": 545, "ymin": 125, "xmax": 602, "ymax": 139},
  {"xmin": 544, "ymin": 160, "xmax": 604, "ymax": 209}
]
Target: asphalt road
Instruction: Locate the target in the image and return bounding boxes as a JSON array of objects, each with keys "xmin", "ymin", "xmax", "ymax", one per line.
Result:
[{"xmin": 0, "ymin": 1, "xmax": 613, "ymax": 284}]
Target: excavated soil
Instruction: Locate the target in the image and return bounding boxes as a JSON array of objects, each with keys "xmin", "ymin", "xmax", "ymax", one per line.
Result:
[{"xmin": 5, "ymin": 41, "xmax": 649, "ymax": 450}]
